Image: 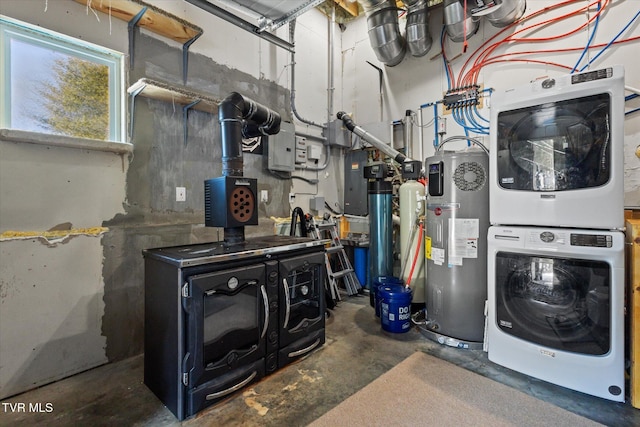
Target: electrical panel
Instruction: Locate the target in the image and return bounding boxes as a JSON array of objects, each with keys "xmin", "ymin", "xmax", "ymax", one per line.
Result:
[
  {"xmin": 344, "ymin": 150, "xmax": 368, "ymax": 216},
  {"xmin": 267, "ymin": 121, "xmax": 295, "ymax": 172}
]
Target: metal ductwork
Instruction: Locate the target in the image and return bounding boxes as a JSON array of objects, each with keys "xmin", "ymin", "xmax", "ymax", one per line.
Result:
[
  {"xmin": 337, "ymin": 111, "xmax": 409, "ymax": 164},
  {"xmin": 404, "ymin": 0, "xmax": 433, "ymax": 57},
  {"xmin": 219, "ymin": 92, "xmax": 281, "ymax": 177},
  {"xmin": 359, "ymin": 0, "xmax": 406, "ymax": 67},
  {"xmin": 471, "ymin": 0, "xmax": 526, "ymax": 28},
  {"xmin": 443, "ymin": 0, "xmax": 479, "ymax": 43}
]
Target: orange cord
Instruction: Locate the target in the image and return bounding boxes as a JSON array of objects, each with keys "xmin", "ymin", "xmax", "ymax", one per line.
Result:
[
  {"xmin": 454, "ymin": 0, "xmax": 614, "ymax": 87},
  {"xmin": 406, "ymin": 223, "xmax": 424, "ymax": 288}
]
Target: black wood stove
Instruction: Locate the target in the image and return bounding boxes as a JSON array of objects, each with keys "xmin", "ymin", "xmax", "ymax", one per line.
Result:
[{"xmin": 143, "ymin": 93, "xmax": 327, "ymax": 420}]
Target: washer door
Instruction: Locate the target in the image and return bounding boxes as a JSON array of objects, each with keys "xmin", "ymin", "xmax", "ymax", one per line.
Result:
[{"xmin": 495, "ymin": 251, "xmax": 610, "ymax": 355}]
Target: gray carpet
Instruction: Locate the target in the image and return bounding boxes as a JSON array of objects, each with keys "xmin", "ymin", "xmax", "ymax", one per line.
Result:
[{"xmin": 310, "ymin": 351, "xmax": 603, "ymax": 427}]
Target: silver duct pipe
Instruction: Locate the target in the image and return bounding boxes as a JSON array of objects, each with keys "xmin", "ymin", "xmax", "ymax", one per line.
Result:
[
  {"xmin": 404, "ymin": 0, "xmax": 433, "ymax": 57},
  {"xmin": 444, "ymin": 0, "xmax": 479, "ymax": 43},
  {"xmin": 472, "ymin": 0, "xmax": 526, "ymax": 28},
  {"xmin": 359, "ymin": 0, "xmax": 406, "ymax": 67}
]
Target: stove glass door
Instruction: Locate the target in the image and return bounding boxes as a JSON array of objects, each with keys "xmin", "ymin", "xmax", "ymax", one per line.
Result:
[
  {"xmin": 279, "ymin": 252, "xmax": 325, "ymax": 347},
  {"xmin": 495, "ymin": 251, "xmax": 610, "ymax": 355},
  {"xmin": 186, "ymin": 263, "xmax": 267, "ymax": 386}
]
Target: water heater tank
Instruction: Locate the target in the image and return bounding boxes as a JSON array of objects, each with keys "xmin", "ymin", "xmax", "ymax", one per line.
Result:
[{"xmin": 423, "ymin": 149, "xmax": 489, "ymax": 345}]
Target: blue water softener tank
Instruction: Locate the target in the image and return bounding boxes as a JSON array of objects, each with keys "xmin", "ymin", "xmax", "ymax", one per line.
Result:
[
  {"xmin": 423, "ymin": 148, "xmax": 489, "ymax": 345},
  {"xmin": 365, "ymin": 163, "xmax": 394, "ymax": 307}
]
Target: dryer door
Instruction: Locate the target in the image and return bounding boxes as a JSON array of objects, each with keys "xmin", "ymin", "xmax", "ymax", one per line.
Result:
[
  {"xmin": 496, "ymin": 93, "xmax": 611, "ymax": 192},
  {"xmin": 494, "ymin": 251, "xmax": 610, "ymax": 355}
]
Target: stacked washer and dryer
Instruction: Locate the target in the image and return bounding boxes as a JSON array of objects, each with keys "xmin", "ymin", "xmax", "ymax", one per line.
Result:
[{"xmin": 486, "ymin": 66, "xmax": 626, "ymax": 402}]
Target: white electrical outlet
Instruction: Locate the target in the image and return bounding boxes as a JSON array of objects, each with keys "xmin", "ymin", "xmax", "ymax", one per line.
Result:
[
  {"xmin": 261, "ymin": 190, "xmax": 268, "ymax": 203},
  {"xmin": 176, "ymin": 187, "xmax": 186, "ymax": 202}
]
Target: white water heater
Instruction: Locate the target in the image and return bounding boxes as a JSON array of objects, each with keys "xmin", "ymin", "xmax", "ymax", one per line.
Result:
[{"xmin": 422, "ymin": 148, "xmax": 489, "ymax": 346}]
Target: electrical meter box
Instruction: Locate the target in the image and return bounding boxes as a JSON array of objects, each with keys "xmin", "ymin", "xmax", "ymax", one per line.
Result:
[{"xmin": 267, "ymin": 121, "xmax": 295, "ymax": 172}]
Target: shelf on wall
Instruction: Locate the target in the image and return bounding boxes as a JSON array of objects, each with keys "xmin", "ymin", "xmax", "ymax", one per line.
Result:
[
  {"xmin": 74, "ymin": 0, "xmax": 202, "ymax": 43},
  {"xmin": 127, "ymin": 78, "xmax": 220, "ymax": 143},
  {"xmin": 74, "ymin": 0, "xmax": 203, "ymax": 82}
]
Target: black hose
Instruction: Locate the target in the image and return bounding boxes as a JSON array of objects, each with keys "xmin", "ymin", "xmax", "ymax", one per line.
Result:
[{"xmin": 290, "ymin": 207, "xmax": 307, "ymax": 237}]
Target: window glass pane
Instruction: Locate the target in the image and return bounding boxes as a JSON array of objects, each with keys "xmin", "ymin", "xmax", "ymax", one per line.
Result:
[{"xmin": 1, "ymin": 16, "xmax": 123, "ymax": 142}]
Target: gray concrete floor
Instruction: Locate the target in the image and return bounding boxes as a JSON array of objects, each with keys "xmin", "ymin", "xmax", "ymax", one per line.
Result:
[{"xmin": 1, "ymin": 294, "xmax": 638, "ymax": 426}]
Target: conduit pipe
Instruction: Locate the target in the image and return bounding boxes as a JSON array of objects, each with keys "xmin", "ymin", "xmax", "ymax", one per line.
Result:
[
  {"xmin": 359, "ymin": 0, "xmax": 406, "ymax": 67},
  {"xmin": 289, "ymin": 20, "xmax": 325, "ymax": 130},
  {"xmin": 404, "ymin": 0, "xmax": 433, "ymax": 57}
]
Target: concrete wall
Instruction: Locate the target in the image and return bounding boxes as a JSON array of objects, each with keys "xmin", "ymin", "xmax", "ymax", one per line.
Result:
[
  {"xmin": 0, "ymin": 0, "xmax": 338, "ymax": 399},
  {"xmin": 340, "ymin": 0, "xmax": 640, "ymax": 207}
]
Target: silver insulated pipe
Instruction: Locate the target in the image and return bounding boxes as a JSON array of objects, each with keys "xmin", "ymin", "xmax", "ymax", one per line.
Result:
[
  {"xmin": 404, "ymin": 0, "xmax": 432, "ymax": 57},
  {"xmin": 472, "ymin": 0, "xmax": 526, "ymax": 28},
  {"xmin": 444, "ymin": 0, "xmax": 479, "ymax": 43},
  {"xmin": 359, "ymin": 0, "xmax": 406, "ymax": 67}
]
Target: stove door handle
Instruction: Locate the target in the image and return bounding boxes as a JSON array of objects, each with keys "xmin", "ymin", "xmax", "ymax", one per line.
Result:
[
  {"xmin": 283, "ymin": 277, "xmax": 291, "ymax": 328},
  {"xmin": 205, "ymin": 370, "xmax": 257, "ymax": 400},
  {"xmin": 288, "ymin": 338, "xmax": 320, "ymax": 358},
  {"xmin": 260, "ymin": 285, "xmax": 269, "ymax": 339}
]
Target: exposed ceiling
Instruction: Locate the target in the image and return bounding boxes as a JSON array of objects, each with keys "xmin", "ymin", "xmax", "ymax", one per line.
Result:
[{"xmin": 222, "ymin": 1, "xmax": 444, "ymax": 27}]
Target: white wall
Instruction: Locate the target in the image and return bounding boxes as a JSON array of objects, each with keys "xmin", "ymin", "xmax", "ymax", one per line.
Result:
[{"xmin": 340, "ymin": 0, "xmax": 640, "ymax": 207}]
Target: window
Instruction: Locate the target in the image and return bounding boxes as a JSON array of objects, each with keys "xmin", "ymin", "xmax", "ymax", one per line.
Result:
[{"xmin": 0, "ymin": 15, "xmax": 125, "ymax": 142}]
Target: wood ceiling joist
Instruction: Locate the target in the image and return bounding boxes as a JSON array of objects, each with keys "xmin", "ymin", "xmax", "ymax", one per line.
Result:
[
  {"xmin": 73, "ymin": 0, "xmax": 202, "ymax": 44},
  {"xmin": 333, "ymin": 0, "xmax": 360, "ymax": 17}
]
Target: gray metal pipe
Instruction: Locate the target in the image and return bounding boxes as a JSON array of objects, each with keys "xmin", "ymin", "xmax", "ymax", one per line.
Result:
[
  {"xmin": 289, "ymin": 20, "xmax": 325, "ymax": 130},
  {"xmin": 404, "ymin": 0, "xmax": 433, "ymax": 57},
  {"xmin": 337, "ymin": 111, "xmax": 409, "ymax": 164},
  {"xmin": 359, "ymin": 0, "xmax": 406, "ymax": 67}
]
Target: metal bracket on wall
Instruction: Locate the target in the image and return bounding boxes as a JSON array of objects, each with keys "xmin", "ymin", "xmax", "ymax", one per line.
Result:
[
  {"xmin": 182, "ymin": 100, "xmax": 201, "ymax": 145},
  {"xmin": 126, "ymin": 78, "xmax": 219, "ymax": 142},
  {"xmin": 183, "ymin": 33, "xmax": 203, "ymax": 84},
  {"xmin": 74, "ymin": 0, "xmax": 203, "ymax": 83},
  {"xmin": 128, "ymin": 7, "xmax": 148, "ymax": 70}
]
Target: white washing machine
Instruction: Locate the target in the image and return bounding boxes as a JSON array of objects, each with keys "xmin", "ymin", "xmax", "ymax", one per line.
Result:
[
  {"xmin": 487, "ymin": 225, "xmax": 625, "ymax": 402},
  {"xmin": 489, "ymin": 66, "xmax": 625, "ymax": 229}
]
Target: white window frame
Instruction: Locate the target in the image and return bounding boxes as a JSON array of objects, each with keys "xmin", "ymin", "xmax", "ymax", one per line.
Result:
[{"xmin": 0, "ymin": 15, "xmax": 126, "ymax": 144}]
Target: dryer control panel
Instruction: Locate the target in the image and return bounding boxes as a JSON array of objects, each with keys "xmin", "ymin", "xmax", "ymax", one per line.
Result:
[{"xmin": 570, "ymin": 233, "xmax": 613, "ymax": 248}]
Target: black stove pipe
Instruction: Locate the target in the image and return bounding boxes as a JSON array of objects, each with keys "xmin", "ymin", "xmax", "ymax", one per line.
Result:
[
  {"xmin": 218, "ymin": 92, "xmax": 281, "ymax": 243},
  {"xmin": 219, "ymin": 92, "xmax": 281, "ymax": 176}
]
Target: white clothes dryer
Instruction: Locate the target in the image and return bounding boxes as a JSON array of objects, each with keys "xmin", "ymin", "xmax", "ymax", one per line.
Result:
[
  {"xmin": 489, "ymin": 66, "xmax": 625, "ymax": 229},
  {"xmin": 487, "ymin": 225, "xmax": 625, "ymax": 402}
]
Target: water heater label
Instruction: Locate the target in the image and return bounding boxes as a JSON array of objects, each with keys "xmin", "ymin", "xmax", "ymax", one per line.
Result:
[
  {"xmin": 431, "ymin": 247, "xmax": 445, "ymax": 265},
  {"xmin": 448, "ymin": 218, "xmax": 480, "ymax": 266}
]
